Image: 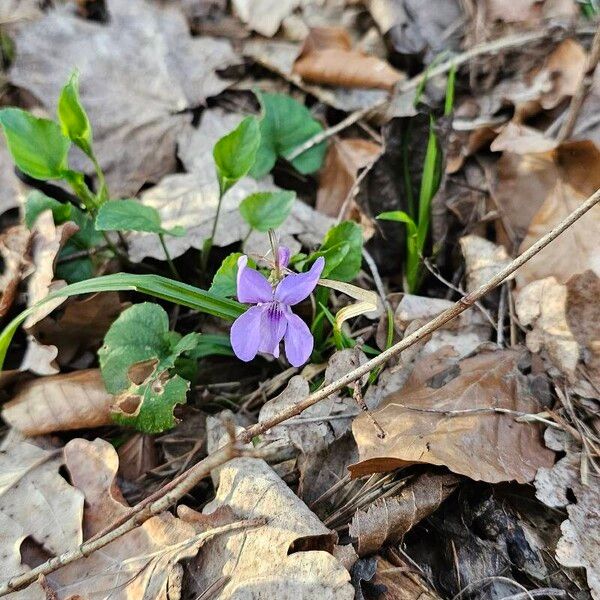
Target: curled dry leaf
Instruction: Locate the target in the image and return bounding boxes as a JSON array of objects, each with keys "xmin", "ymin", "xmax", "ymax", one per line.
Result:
[
  {"xmin": 460, "ymin": 235, "xmax": 512, "ymax": 293},
  {"xmin": 0, "ymin": 139, "xmax": 25, "ymax": 217},
  {"xmin": 349, "ymin": 472, "xmax": 460, "ymax": 556},
  {"xmin": 24, "ymin": 210, "xmax": 78, "ymax": 329},
  {"xmin": 0, "ymin": 225, "xmax": 31, "ymax": 318},
  {"xmin": 0, "ymin": 441, "xmax": 84, "ymax": 600},
  {"xmin": 2, "ymin": 369, "xmax": 113, "ymax": 435},
  {"xmin": 484, "ymin": 0, "xmax": 578, "ymax": 24},
  {"xmin": 10, "ymin": 0, "xmax": 240, "ymax": 196},
  {"xmin": 293, "ymin": 27, "xmax": 403, "ymax": 90},
  {"xmin": 190, "ymin": 456, "xmax": 354, "ymax": 599},
  {"xmin": 351, "ymin": 350, "xmax": 555, "ymax": 483},
  {"xmin": 535, "ymin": 444, "xmax": 600, "ymax": 599},
  {"xmin": 372, "ymin": 555, "xmax": 442, "ymax": 600},
  {"xmin": 316, "ymin": 138, "xmax": 382, "ymax": 218}
]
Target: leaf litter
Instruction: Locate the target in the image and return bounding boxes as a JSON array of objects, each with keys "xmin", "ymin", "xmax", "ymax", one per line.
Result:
[{"xmin": 0, "ymin": 0, "xmax": 600, "ymax": 598}]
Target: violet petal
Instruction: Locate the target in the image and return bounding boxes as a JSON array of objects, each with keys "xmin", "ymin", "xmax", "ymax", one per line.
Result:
[
  {"xmin": 274, "ymin": 257, "xmax": 325, "ymax": 306},
  {"xmin": 236, "ymin": 255, "xmax": 273, "ymax": 304},
  {"xmin": 283, "ymin": 312, "xmax": 314, "ymax": 367},
  {"xmin": 257, "ymin": 303, "xmax": 288, "ymax": 358},
  {"xmin": 277, "ymin": 246, "xmax": 291, "ymax": 269},
  {"xmin": 230, "ymin": 305, "xmax": 265, "ymax": 362}
]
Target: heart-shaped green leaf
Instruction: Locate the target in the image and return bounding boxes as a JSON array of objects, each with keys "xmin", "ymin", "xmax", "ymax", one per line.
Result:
[{"xmin": 239, "ymin": 190, "xmax": 295, "ymax": 232}]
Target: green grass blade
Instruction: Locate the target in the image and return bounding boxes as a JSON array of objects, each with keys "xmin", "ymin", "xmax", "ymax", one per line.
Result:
[
  {"xmin": 0, "ymin": 273, "xmax": 243, "ymax": 369},
  {"xmin": 444, "ymin": 63, "xmax": 457, "ymax": 117},
  {"xmin": 417, "ymin": 118, "xmax": 438, "ymax": 250}
]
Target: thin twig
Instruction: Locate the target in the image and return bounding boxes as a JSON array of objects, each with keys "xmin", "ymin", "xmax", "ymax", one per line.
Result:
[
  {"xmin": 557, "ymin": 24, "xmax": 600, "ymax": 142},
  {"xmin": 285, "ymin": 29, "xmax": 569, "ymax": 162},
  {"xmin": 3, "ymin": 187, "xmax": 600, "ymax": 595}
]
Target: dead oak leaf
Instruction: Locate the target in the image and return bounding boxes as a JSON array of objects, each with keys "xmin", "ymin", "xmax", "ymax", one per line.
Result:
[
  {"xmin": 0, "ymin": 441, "xmax": 84, "ymax": 600},
  {"xmin": 232, "ymin": 0, "xmax": 300, "ymax": 37},
  {"xmin": 189, "ymin": 456, "xmax": 354, "ymax": 599},
  {"xmin": 349, "ymin": 472, "xmax": 460, "ymax": 557},
  {"xmin": 351, "ymin": 350, "xmax": 555, "ymax": 483},
  {"xmin": 10, "ymin": 0, "xmax": 240, "ymax": 197},
  {"xmin": 2, "ymin": 369, "xmax": 114, "ymax": 436}
]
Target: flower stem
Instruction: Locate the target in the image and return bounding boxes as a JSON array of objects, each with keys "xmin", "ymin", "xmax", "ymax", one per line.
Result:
[
  {"xmin": 201, "ymin": 190, "xmax": 224, "ymax": 272},
  {"xmin": 159, "ymin": 233, "xmax": 181, "ymax": 280}
]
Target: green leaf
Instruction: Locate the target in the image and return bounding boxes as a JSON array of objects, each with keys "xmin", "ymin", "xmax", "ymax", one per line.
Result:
[
  {"xmin": 0, "ymin": 273, "xmax": 245, "ymax": 370},
  {"xmin": 213, "ymin": 116, "xmax": 261, "ymax": 195},
  {"xmin": 0, "ymin": 108, "xmax": 70, "ymax": 180},
  {"xmin": 111, "ymin": 371, "xmax": 189, "ymax": 434},
  {"xmin": 209, "ymin": 252, "xmax": 254, "ymax": 299},
  {"xmin": 24, "ymin": 191, "xmax": 71, "ymax": 228},
  {"xmin": 100, "ymin": 303, "xmax": 208, "ymax": 433},
  {"xmin": 250, "ymin": 92, "xmax": 326, "ymax": 178},
  {"xmin": 57, "ymin": 70, "xmax": 92, "ymax": 157},
  {"xmin": 55, "ymin": 244, "xmax": 94, "ymax": 284},
  {"xmin": 95, "ymin": 199, "xmax": 185, "ymax": 236},
  {"xmin": 317, "ymin": 221, "xmax": 363, "ymax": 282},
  {"xmin": 99, "ymin": 303, "xmax": 175, "ymax": 394},
  {"xmin": 239, "ymin": 190, "xmax": 295, "ymax": 232}
]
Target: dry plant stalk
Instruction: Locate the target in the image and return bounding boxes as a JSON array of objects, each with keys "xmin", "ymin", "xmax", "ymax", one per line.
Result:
[{"xmin": 1, "ymin": 188, "xmax": 600, "ymax": 596}]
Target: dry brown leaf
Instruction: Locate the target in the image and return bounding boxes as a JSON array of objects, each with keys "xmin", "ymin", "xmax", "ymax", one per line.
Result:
[
  {"xmin": 535, "ymin": 446, "xmax": 600, "ymax": 598},
  {"xmin": 373, "ymin": 555, "xmax": 442, "ymax": 600},
  {"xmin": 316, "ymin": 138, "xmax": 382, "ymax": 218},
  {"xmin": 232, "ymin": 0, "xmax": 299, "ymax": 36},
  {"xmin": 64, "ymin": 438, "xmax": 130, "ymax": 539},
  {"xmin": 33, "ymin": 292, "xmax": 124, "ymax": 366},
  {"xmin": 515, "ymin": 277, "xmax": 579, "ymax": 380},
  {"xmin": 10, "ymin": 0, "xmax": 240, "ymax": 197},
  {"xmin": 351, "ymin": 350, "xmax": 555, "ymax": 483},
  {"xmin": 117, "ymin": 433, "xmax": 159, "ymax": 481},
  {"xmin": 460, "ymin": 235, "xmax": 512, "ymax": 293},
  {"xmin": 24, "ymin": 210, "xmax": 78, "ymax": 329},
  {"xmin": 491, "ymin": 139, "xmax": 600, "ymax": 279},
  {"xmin": 349, "ymin": 472, "xmax": 460, "ymax": 556},
  {"xmin": 2, "ymin": 369, "xmax": 113, "ymax": 435},
  {"xmin": 189, "ymin": 456, "xmax": 354, "ymax": 599},
  {"xmin": 294, "ymin": 27, "xmax": 403, "ymax": 90},
  {"xmin": 127, "ymin": 166, "xmax": 334, "ymax": 263},
  {"xmin": 0, "ymin": 225, "xmax": 31, "ymax": 318},
  {"xmin": 490, "ymin": 122, "xmax": 558, "ymax": 155},
  {"xmin": 242, "ymin": 38, "xmax": 389, "ymax": 112},
  {"xmin": 0, "ymin": 441, "xmax": 84, "ymax": 600},
  {"xmin": 48, "ymin": 438, "xmax": 223, "ymax": 599},
  {"xmin": 484, "ymin": 0, "xmax": 577, "ymax": 24}
]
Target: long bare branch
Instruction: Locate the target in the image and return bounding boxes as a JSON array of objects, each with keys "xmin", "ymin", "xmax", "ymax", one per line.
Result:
[{"xmin": 2, "ymin": 187, "xmax": 600, "ymax": 596}]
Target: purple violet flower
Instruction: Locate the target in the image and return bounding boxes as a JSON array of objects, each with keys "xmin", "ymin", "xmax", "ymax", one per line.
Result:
[{"xmin": 230, "ymin": 249, "xmax": 325, "ymax": 367}]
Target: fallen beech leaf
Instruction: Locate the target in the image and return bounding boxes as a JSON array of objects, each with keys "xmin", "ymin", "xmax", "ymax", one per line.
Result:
[
  {"xmin": 460, "ymin": 235, "xmax": 512, "ymax": 293},
  {"xmin": 490, "ymin": 123, "xmax": 558, "ymax": 155},
  {"xmin": 535, "ymin": 446, "xmax": 600, "ymax": 599},
  {"xmin": 10, "ymin": 0, "xmax": 240, "ymax": 197},
  {"xmin": 24, "ymin": 210, "xmax": 78, "ymax": 329},
  {"xmin": 2, "ymin": 369, "xmax": 113, "ymax": 435},
  {"xmin": 294, "ymin": 27, "xmax": 403, "ymax": 90},
  {"xmin": 190, "ymin": 456, "xmax": 354, "ymax": 598},
  {"xmin": 232, "ymin": 0, "xmax": 300, "ymax": 37},
  {"xmin": 349, "ymin": 472, "xmax": 460, "ymax": 556},
  {"xmin": 484, "ymin": 0, "xmax": 577, "ymax": 23},
  {"xmin": 18, "ymin": 336, "xmax": 59, "ymax": 376},
  {"xmin": 316, "ymin": 138, "xmax": 382, "ymax": 218},
  {"xmin": 351, "ymin": 350, "xmax": 555, "ymax": 483},
  {"xmin": 117, "ymin": 433, "xmax": 159, "ymax": 481},
  {"xmin": 0, "ymin": 225, "xmax": 31, "ymax": 318},
  {"xmin": 0, "ymin": 441, "xmax": 84, "ymax": 599}
]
